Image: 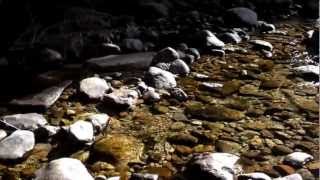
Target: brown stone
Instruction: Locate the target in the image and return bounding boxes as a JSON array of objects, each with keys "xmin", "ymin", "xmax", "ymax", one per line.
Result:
[{"xmin": 274, "ymin": 165, "xmax": 296, "ymax": 176}]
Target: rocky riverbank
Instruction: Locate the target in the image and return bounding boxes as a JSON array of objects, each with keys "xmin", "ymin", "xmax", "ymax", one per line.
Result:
[{"xmin": 0, "ymin": 1, "xmax": 319, "ymax": 179}]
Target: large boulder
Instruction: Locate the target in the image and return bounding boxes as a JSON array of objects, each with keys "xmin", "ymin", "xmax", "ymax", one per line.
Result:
[
  {"xmin": 35, "ymin": 158, "xmax": 94, "ymax": 180},
  {"xmin": 0, "ymin": 130, "xmax": 35, "ymax": 160},
  {"xmin": 224, "ymin": 7, "xmax": 258, "ymax": 29}
]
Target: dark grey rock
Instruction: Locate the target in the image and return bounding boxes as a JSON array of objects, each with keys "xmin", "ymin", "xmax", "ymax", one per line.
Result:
[
  {"xmin": 121, "ymin": 38, "xmax": 144, "ymax": 52},
  {"xmin": 169, "ymin": 59, "xmax": 190, "ymax": 75},
  {"xmin": 10, "ymin": 80, "xmax": 72, "ymax": 109},
  {"xmin": 86, "ymin": 52, "xmax": 155, "ymax": 71},
  {"xmin": 152, "ymin": 47, "xmax": 180, "ymax": 64},
  {"xmin": 185, "ymin": 48, "xmax": 201, "ymax": 60},
  {"xmin": 224, "ymin": 7, "xmax": 258, "ymax": 29},
  {"xmin": 170, "ymin": 88, "xmax": 188, "ymax": 101}
]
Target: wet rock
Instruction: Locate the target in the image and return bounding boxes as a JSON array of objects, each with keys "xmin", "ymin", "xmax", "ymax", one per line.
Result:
[
  {"xmin": 170, "ymin": 88, "xmax": 188, "ymax": 101},
  {"xmin": 80, "ymin": 77, "xmax": 110, "ymax": 99},
  {"xmin": 168, "ymin": 133, "xmax": 198, "ymax": 146},
  {"xmin": 152, "ymin": 47, "xmax": 179, "ymax": 64},
  {"xmin": 104, "ymin": 87, "xmax": 139, "ymax": 109},
  {"xmin": 200, "ymin": 82, "xmax": 223, "ymax": 91},
  {"xmin": 185, "ymin": 153, "xmax": 241, "ymax": 180},
  {"xmin": 2, "ymin": 113, "xmax": 47, "ymax": 131},
  {"xmin": 274, "ymin": 174, "xmax": 303, "ymax": 180},
  {"xmin": 250, "ymin": 40, "xmax": 273, "ymax": 51},
  {"xmin": 258, "ymin": 21, "xmax": 276, "ymax": 33},
  {"xmin": 220, "ymin": 31, "xmax": 242, "ymax": 44},
  {"xmin": 210, "ymin": 49, "xmax": 225, "ymax": 57},
  {"xmin": 284, "ymin": 152, "xmax": 313, "ymax": 167},
  {"xmin": 185, "ymin": 48, "xmax": 201, "ymax": 60},
  {"xmin": 272, "ymin": 145, "xmax": 294, "ymax": 155},
  {"xmin": 237, "ymin": 173, "xmax": 272, "ymax": 180},
  {"xmin": 204, "ymin": 30, "xmax": 225, "ymax": 49},
  {"xmin": 145, "ymin": 67, "xmax": 177, "ymax": 89},
  {"xmin": 296, "ymin": 169, "xmax": 315, "ymax": 180},
  {"xmin": 86, "ymin": 52, "xmax": 154, "ymax": 71},
  {"xmin": 35, "ymin": 158, "xmax": 94, "ymax": 180},
  {"xmin": 222, "ymin": 80, "xmax": 242, "ymax": 96},
  {"xmin": 87, "ymin": 113, "xmax": 110, "ymax": 132},
  {"xmin": 68, "ymin": 120, "xmax": 94, "ymax": 143},
  {"xmin": 10, "ymin": 80, "xmax": 72, "ymax": 109},
  {"xmin": 216, "ymin": 140, "xmax": 241, "ymax": 154},
  {"xmin": 192, "ymin": 73, "xmax": 209, "ymax": 80},
  {"xmin": 0, "ymin": 130, "xmax": 35, "ymax": 160},
  {"xmin": 293, "ymin": 65, "xmax": 319, "ymax": 77},
  {"xmin": 93, "ymin": 134, "xmax": 144, "ymax": 164},
  {"xmin": 182, "ymin": 54, "xmax": 195, "ymax": 64},
  {"xmin": 130, "ymin": 173, "xmax": 159, "ymax": 180},
  {"xmin": 121, "ymin": 38, "xmax": 144, "ymax": 52},
  {"xmin": 143, "ymin": 87, "xmax": 161, "ymax": 103},
  {"xmin": 202, "ymin": 105, "xmax": 245, "ymax": 122},
  {"xmin": 38, "ymin": 48, "xmax": 64, "ymax": 67},
  {"xmin": 224, "ymin": 7, "xmax": 258, "ymax": 29},
  {"xmin": 169, "ymin": 59, "xmax": 190, "ymax": 75},
  {"xmin": 0, "ymin": 129, "xmax": 7, "ymax": 141}
]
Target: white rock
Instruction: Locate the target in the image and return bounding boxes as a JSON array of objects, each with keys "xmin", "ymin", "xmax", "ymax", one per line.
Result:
[
  {"xmin": 41, "ymin": 125, "xmax": 61, "ymax": 136},
  {"xmin": 305, "ymin": 30, "xmax": 314, "ymax": 39},
  {"xmin": 2, "ymin": 113, "xmax": 47, "ymax": 131},
  {"xmin": 258, "ymin": 21, "xmax": 276, "ymax": 33},
  {"xmin": 274, "ymin": 174, "xmax": 303, "ymax": 180},
  {"xmin": 169, "ymin": 59, "xmax": 190, "ymax": 75},
  {"xmin": 80, "ymin": 77, "xmax": 110, "ymax": 99},
  {"xmin": 250, "ymin": 40, "xmax": 273, "ymax": 51},
  {"xmin": 69, "ymin": 120, "xmax": 94, "ymax": 142},
  {"xmin": 237, "ymin": 172, "xmax": 271, "ymax": 180},
  {"xmin": 87, "ymin": 114, "xmax": 110, "ymax": 132},
  {"xmin": 201, "ymin": 82, "xmax": 223, "ymax": 91},
  {"xmin": 104, "ymin": 87, "xmax": 139, "ymax": 109},
  {"xmin": 143, "ymin": 88, "xmax": 161, "ymax": 102},
  {"xmin": 131, "ymin": 173, "xmax": 159, "ymax": 180},
  {"xmin": 205, "ymin": 31, "xmax": 225, "ymax": 49},
  {"xmin": 146, "ymin": 67, "xmax": 177, "ymax": 89},
  {"xmin": 293, "ymin": 65, "xmax": 319, "ymax": 76},
  {"xmin": 107, "ymin": 177, "xmax": 120, "ymax": 180},
  {"xmin": 0, "ymin": 130, "xmax": 35, "ymax": 160},
  {"xmin": 35, "ymin": 158, "xmax": 94, "ymax": 180},
  {"xmin": 0, "ymin": 130, "xmax": 7, "ymax": 141},
  {"xmin": 192, "ymin": 72, "xmax": 210, "ymax": 80},
  {"xmin": 185, "ymin": 153, "xmax": 241, "ymax": 180},
  {"xmin": 284, "ymin": 152, "xmax": 314, "ymax": 167}
]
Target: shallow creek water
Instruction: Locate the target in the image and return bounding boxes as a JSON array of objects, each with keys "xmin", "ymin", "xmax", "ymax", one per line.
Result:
[{"xmin": 0, "ymin": 20, "xmax": 318, "ymax": 180}]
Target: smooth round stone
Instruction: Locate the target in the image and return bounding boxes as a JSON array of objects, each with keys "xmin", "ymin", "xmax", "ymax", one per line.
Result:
[{"xmin": 69, "ymin": 120, "xmax": 94, "ymax": 143}]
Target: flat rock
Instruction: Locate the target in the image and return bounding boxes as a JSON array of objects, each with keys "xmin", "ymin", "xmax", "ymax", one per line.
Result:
[
  {"xmin": 10, "ymin": 80, "xmax": 72, "ymax": 109},
  {"xmin": 169, "ymin": 59, "xmax": 190, "ymax": 75},
  {"xmin": 80, "ymin": 77, "xmax": 110, "ymax": 99},
  {"xmin": 284, "ymin": 152, "xmax": 314, "ymax": 167},
  {"xmin": 86, "ymin": 52, "xmax": 155, "ymax": 71},
  {"xmin": 250, "ymin": 40, "xmax": 273, "ymax": 51},
  {"xmin": 2, "ymin": 113, "xmax": 47, "ymax": 131},
  {"xmin": 237, "ymin": 173, "xmax": 272, "ymax": 180},
  {"xmin": 93, "ymin": 134, "xmax": 144, "ymax": 165},
  {"xmin": 0, "ymin": 130, "xmax": 35, "ymax": 160},
  {"xmin": 35, "ymin": 158, "xmax": 94, "ymax": 180},
  {"xmin": 224, "ymin": 7, "xmax": 258, "ymax": 28}
]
